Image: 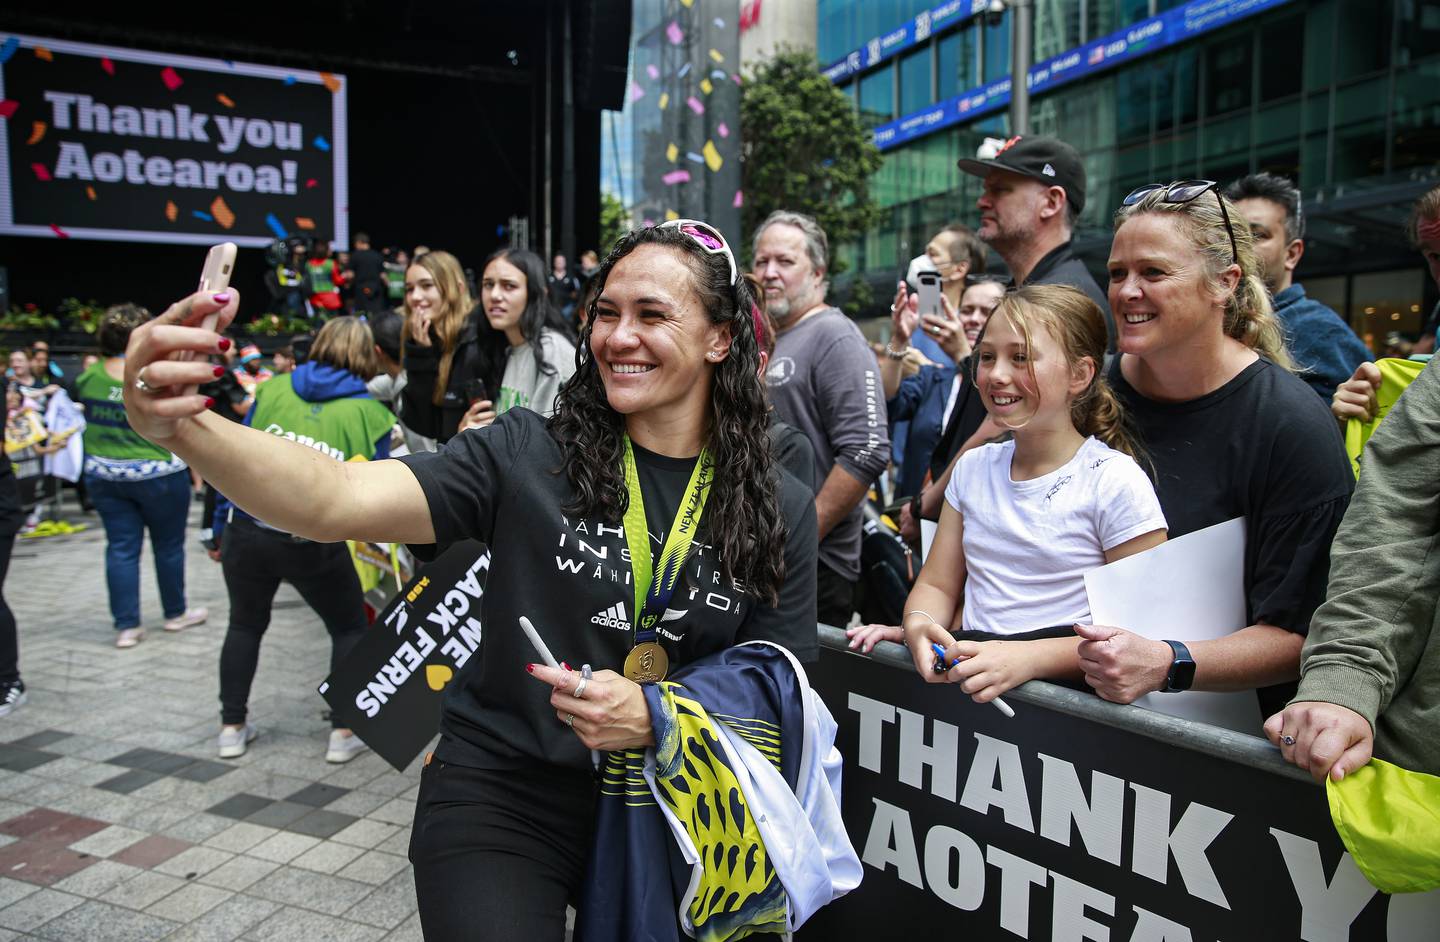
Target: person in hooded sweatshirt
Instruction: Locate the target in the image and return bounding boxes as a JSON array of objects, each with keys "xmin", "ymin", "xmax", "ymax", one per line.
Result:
[{"xmin": 210, "ymin": 317, "xmax": 395, "ymax": 764}]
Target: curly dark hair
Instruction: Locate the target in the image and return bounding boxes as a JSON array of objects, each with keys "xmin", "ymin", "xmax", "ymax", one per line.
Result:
[{"xmin": 547, "ymin": 225, "xmax": 788, "ymax": 605}]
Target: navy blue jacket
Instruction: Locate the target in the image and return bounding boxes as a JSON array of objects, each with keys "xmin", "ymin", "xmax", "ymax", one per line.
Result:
[
  {"xmin": 1275, "ymin": 283, "xmax": 1372, "ymax": 400},
  {"xmin": 887, "ymin": 363, "xmax": 956, "ymax": 497}
]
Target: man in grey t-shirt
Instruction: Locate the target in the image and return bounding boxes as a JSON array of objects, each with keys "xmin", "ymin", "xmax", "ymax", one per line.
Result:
[{"xmin": 753, "ymin": 211, "xmax": 889, "ymax": 628}]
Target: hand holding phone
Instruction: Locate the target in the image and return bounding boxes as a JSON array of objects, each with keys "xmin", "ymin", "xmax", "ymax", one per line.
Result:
[
  {"xmin": 916, "ymin": 271, "xmax": 942, "ymax": 320},
  {"xmin": 177, "ymin": 243, "xmax": 237, "ymax": 394}
]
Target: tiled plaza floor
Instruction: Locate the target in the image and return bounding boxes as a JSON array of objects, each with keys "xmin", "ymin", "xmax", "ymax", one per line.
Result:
[{"xmin": 0, "ymin": 496, "xmax": 427, "ymax": 941}]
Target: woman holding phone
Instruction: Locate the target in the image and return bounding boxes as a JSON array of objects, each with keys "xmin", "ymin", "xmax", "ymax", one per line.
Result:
[{"xmin": 120, "ymin": 221, "xmax": 817, "ymax": 939}]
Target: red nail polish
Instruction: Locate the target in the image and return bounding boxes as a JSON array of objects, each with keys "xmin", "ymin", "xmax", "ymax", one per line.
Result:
[
  {"xmin": 217, "ymin": 338, "xmax": 232, "ymax": 351},
  {"xmin": 212, "ymin": 365, "xmax": 224, "ymax": 377},
  {"xmin": 561, "ymin": 662, "xmax": 571, "ymax": 671},
  {"xmin": 525, "ymin": 663, "xmax": 535, "ymax": 673},
  {"xmin": 213, "ymin": 292, "xmax": 231, "ymax": 303},
  {"xmin": 204, "ymin": 396, "xmax": 216, "ymax": 408}
]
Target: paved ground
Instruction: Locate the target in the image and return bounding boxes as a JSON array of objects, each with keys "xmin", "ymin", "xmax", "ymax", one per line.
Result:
[{"xmin": 0, "ymin": 494, "xmax": 427, "ymax": 941}]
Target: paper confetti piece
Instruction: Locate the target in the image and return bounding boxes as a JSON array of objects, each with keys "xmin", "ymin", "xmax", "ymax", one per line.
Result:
[
  {"xmin": 26, "ymin": 121, "xmax": 44, "ymax": 145},
  {"xmin": 711, "ymin": 69, "xmax": 727, "ymax": 80},
  {"xmin": 718, "ymin": 122, "xmax": 730, "ymax": 138},
  {"xmin": 100, "ymin": 57, "xmax": 114, "ymax": 75},
  {"xmin": 733, "ymin": 74, "xmax": 743, "ymax": 85},
  {"xmin": 211, "ymin": 196, "xmax": 235, "ymax": 230},
  {"xmin": 283, "ymin": 75, "xmax": 297, "ymax": 85},
  {"xmin": 320, "ymin": 72, "xmax": 341, "ymax": 93},
  {"xmin": 709, "ymin": 49, "xmax": 724, "ymax": 64},
  {"xmin": 658, "ymin": 93, "xmax": 669, "ymax": 110},
  {"xmin": 0, "ymin": 38, "xmax": 18, "ymax": 64},
  {"xmin": 85, "ymin": 186, "xmax": 96, "ymax": 201},
  {"xmin": 666, "ymin": 142, "xmax": 678, "ymax": 162},
  {"xmin": 714, "ymin": 18, "xmax": 725, "ymax": 28},
  {"xmin": 686, "ymin": 96, "xmax": 705, "ymax": 115},
  {"xmin": 30, "ymin": 163, "xmax": 50, "ymax": 182},
  {"xmin": 165, "ymin": 201, "xmax": 178, "ymax": 222},
  {"xmin": 677, "ymin": 62, "xmax": 691, "ymax": 78},
  {"xmin": 647, "ymin": 64, "xmax": 659, "ymax": 80},
  {"xmin": 160, "ymin": 67, "xmax": 182, "ymax": 91},
  {"xmin": 665, "ymin": 210, "xmax": 679, "ymax": 221},
  {"xmin": 313, "ymin": 135, "xmax": 331, "ymax": 152},
  {"xmin": 686, "ymin": 151, "xmax": 704, "ymax": 164},
  {"xmin": 265, "ymin": 213, "xmax": 288, "ymax": 239},
  {"xmin": 49, "ymin": 224, "xmax": 68, "ymax": 239},
  {"xmin": 699, "ymin": 78, "xmax": 713, "ymax": 95},
  {"xmin": 305, "ymin": 178, "xmax": 318, "ymax": 189},
  {"xmin": 34, "ymin": 47, "xmax": 53, "ymax": 62},
  {"xmin": 295, "ymin": 217, "xmax": 316, "ymax": 231},
  {"xmin": 0, "ymin": 100, "xmax": 15, "ymax": 119},
  {"xmin": 666, "ymin": 21, "xmax": 683, "ymax": 44},
  {"xmin": 630, "ymin": 82, "xmax": 645, "ymax": 102},
  {"xmin": 216, "ymin": 94, "xmax": 235, "ymax": 108},
  {"xmin": 681, "ymin": 0, "xmax": 693, "ymax": 7},
  {"xmin": 662, "ymin": 169, "xmax": 691, "ymax": 186},
  {"xmin": 703, "ymin": 140, "xmax": 723, "ymax": 172},
  {"xmin": 733, "ymin": 190, "xmax": 744, "ymax": 208},
  {"xmin": 192, "ymin": 210, "xmax": 214, "ymax": 222}
]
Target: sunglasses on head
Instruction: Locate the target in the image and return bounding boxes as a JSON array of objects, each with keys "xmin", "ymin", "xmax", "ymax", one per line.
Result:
[
  {"xmin": 964, "ymin": 273, "xmax": 1014, "ymax": 289},
  {"xmin": 658, "ymin": 218, "xmax": 738, "ymax": 286},
  {"xmin": 1122, "ymin": 180, "xmax": 1239, "ymax": 265}
]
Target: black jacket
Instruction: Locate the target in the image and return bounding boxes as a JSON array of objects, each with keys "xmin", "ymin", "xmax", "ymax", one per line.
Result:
[{"xmin": 401, "ymin": 307, "xmax": 486, "ymax": 443}]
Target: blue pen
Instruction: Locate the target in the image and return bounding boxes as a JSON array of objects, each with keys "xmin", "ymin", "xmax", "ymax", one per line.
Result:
[{"xmin": 930, "ymin": 643, "xmax": 1015, "ymax": 718}]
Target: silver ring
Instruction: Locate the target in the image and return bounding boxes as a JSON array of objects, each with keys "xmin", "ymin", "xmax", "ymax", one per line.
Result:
[
  {"xmin": 133, "ymin": 369, "xmax": 155, "ymax": 394},
  {"xmin": 928, "ymin": 325, "xmax": 940, "ymax": 335},
  {"xmin": 573, "ymin": 676, "xmax": 589, "ymax": 699},
  {"xmin": 564, "ymin": 713, "xmax": 574, "ymax": 728},
  {"xmin": 1281, "ymin": 735, "xmax": 1296, "ymax": 747}
]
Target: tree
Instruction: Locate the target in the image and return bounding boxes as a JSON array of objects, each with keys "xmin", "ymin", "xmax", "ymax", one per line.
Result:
[
  {"xmin": 599, "ymin": 191, "xmax": 631, "ymax": 257},
  {"xmin": 740, "ymin": 47, "xmax": 884, "ymax": 260}
]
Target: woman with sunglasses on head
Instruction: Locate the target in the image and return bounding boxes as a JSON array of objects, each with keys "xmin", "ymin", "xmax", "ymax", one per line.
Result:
[
  {"xmin": 118, "ymin": 221, "xmax": 822, "ymax": 940},
  {"xmin": 1075, "ymin": 181, "xmax": 1352, "ymax": 722}
]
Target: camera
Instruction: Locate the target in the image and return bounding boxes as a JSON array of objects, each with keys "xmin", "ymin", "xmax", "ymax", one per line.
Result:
[{"xmin": 984, "ymin": 0, "xmax": 1007, "ymax": 28}]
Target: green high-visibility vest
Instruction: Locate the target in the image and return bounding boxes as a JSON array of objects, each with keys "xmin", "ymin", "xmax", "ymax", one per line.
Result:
[{"xmin": 249, "ymin": 374, "xmax": 394, "ymax": 463}]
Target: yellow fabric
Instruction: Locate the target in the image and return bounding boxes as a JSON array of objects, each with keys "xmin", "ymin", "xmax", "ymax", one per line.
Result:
[
  {"xmin": 1345, "ymin": 358, "xmax": 1428, "ymax": 478},
  {"xmin": 1327, "ymin": 758, "xmax": 1440, "ymax": 893},
  {"xmin": 343, "ymin": 454, "xmax": 385, "ymax": 593}
]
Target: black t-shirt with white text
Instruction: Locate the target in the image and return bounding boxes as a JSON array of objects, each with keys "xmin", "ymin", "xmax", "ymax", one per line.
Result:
[{"xmin": 400, "ymin": 408, "xmax": 818, "ymax": 770}]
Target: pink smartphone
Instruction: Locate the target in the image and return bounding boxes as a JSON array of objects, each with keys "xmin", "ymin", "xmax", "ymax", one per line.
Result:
[{"xmin": 179, "ymin": 242, "xmax": 237, "ymax": 392}]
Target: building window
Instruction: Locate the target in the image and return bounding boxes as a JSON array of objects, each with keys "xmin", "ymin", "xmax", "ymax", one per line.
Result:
[
  {"xmin": 1258, "ymin": 15, "xmax": 1304, "ymax": 102},
  {"xmin": 938, "ymin": 26, "xmax": 980, "ymax": 96},
  {"xmin": 859, "ymin": 69, "xmax": 894, "ymax": 129},
  {"xmin": 983, "ymin": 15, "xmax": 1011, "ymax": 84},
  {"xmin": 1205, "ymin": 41, "xmax": 1252, "ymax": 117},
  {"xmin": 899, "ymin": 48, "xmax": 932, "ymax": 115}
]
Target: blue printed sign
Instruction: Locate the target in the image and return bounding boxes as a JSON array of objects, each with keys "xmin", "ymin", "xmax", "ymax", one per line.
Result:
[{"xmin": 821, "ymin": 0, "xmax": 988, "ymax": 82}]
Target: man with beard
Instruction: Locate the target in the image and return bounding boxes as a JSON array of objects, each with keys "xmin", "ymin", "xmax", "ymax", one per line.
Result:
[{"xmin": 752, "ymin": 210, "xmax": 889, "ymax": 629}]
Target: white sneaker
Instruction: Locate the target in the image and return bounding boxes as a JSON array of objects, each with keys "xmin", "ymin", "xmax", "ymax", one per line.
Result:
[
  {"xmin": 115, "ymin": 628, "xmax": 145, "ymax": 649},
  {"xmin": 164, "ymin": 607, "xmax": 208, "ymax": 632},
  {"xmin": 325, "ymin": 730, "xmax": 368, "ymax": 764},
  {"xmin": 217, "ymin": 723, "xmax": 257, "ymax": 759}
]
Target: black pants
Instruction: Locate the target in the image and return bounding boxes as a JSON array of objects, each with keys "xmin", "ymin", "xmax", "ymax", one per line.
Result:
[
  {"xmin": 0, "ymin": 535, "xmax": 16, "ymax": 684},
  {"xmin": 410, "ymin": 757, "xmax": 598, "ymax": 941},
  {"xmin": 218, "ymin": 518, "xmax": 366, "ymax": 726},
  {"xmin": 817, "ymin": 563, "xmax": 856, "ymax": 629}
]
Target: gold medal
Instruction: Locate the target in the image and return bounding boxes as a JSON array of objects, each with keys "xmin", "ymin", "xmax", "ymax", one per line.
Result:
[{"xmin": 623, "ymin": 641, "xmax": 669, "ymax": 684}]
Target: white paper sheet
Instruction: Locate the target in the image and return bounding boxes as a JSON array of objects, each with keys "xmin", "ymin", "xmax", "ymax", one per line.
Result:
[
  {"xmin": 920, "ymin": 520, "xmax": 938, "ymax": 564},
  {"xmin": 1084, "ymin": 517, "xmax": 1261, "ymax": 734}
]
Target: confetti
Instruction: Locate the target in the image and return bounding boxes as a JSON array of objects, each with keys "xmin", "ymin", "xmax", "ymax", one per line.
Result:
[
  {"xmin": 686, "ymin": 151, "xmax": 704, "ymax": 164},
  {"xmin": 85, "ymin": 186, "xmax": 96, "ymax": 201},
  {"xmin": 283, "ymin": 75, "xmax": 297, "ymax": 85},
  {"xmin": 699, "ymin": 78, "xmax": 713, "ymax": 95},
  {"xmin": 26, "ymin": 121, "xmax": 44, "ymax": 145},
  {"xmin": 265, "ymin": 213, "xmax": 288, "ymax": 240},
  {"xmin": 647, "ymin": 64, "xmax": 660, "ymax": 80},
  {"xmin": 709, "ymin": 49, "xmax": 724, "ymax": 64},
  {"xmin": 0, "ymin": 100, "xmax": 15, "ymax": 119},
  {"xmin": 702, "ymin": 140, "xmax": 723, "ymax": 172},
  {"xmin": 34, "ymin": 47, "xmax": 53, "ymax": 62},
  {"xmin": 681, "ymin": 0, "xmax": 693, "ymax": 6},
  {"xmin": 666, "ymin": 143, "xmax": 678, "ymax": 162},
  {"xmin": 192, "ymin": 210, "xmax": 214, "ymax": 222},
  {"xmin": 666, "ymin": 21, "xmax": 683, "ymax": 44},
  {"xmin": 686, "ymin": 96, "xmax": 705, "ymax": 115},
  {"xmin": 320, "ymin": 72, "xmax": 341, "ymax": 93},
  {"xmin": 313, "ymin": 135, "xmax": 331, "ymax": 152},
  {"xmin": 718, "ymin": 122, "xmax": 730, "ymax": 138},
  {"xmin": 216, "ymin": 93, "xmax": 235, "ymax": 108},
  {"xmin": 160, "ymin": 67, "xmax": 183, "ymax": 91},
  {"xmin": 678, "ymin": 62, "xmax": 691, "ymax": 78},
  {"xmin": 49, "ymin": 223, "xmax": 69, "ymax": 239},
  {"xmin": 662, "ymin": 169, "xmax": 691, "ymax": 186},
  {"xmin": 100, "ymin": 57, "xmax": 114, "ymax": 75},
  {"xmin": 305, "ymin": 178, "xmax": 318, "ymax": 189},
  {"xmin": 211, "ymin": 196, "xmax": 235, "ymax": 230},
  {"xmin": 630, "ymin": 82, "xmax": 645, "ymax": 102},
  {"xmin": 165, "ymin": 201, "xmax": 178, "ymax": 222},
  {"xmin": 30, "ymin": 162, "xmax": 50, "ymax": 182},
  {"xmin": 733, "ymin": 74, "xmax": 742, "ymax": 85},
  {"xmin": 658, "ymin": 92, "xmax": 669, "ymax": 110},
  {"xmin": 714, "ymin": 18, "xmax": 725, "ymax": 28},
  {"xmin": 295, "ymin": 216, "xmax": 316, "ymax": 230},
  {"xmin": 711, "ymin": 69, "xmax": 727, "ymax": 80},
  {"xmin": 732, "ymin": 190, "xmax": 744, "ymax": 208},
  {"xmin": 665, "ymin": 210, "xmax": 679, "ymax": 221},
  {"xmin": 0, "ymin": 38, "xmax": 18, "ymax": 65}
]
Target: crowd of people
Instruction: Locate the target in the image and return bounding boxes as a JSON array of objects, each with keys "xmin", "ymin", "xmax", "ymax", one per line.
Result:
[{"xmin": 2, "ymin": 128, "xmax": 1437, "ymax": 936}]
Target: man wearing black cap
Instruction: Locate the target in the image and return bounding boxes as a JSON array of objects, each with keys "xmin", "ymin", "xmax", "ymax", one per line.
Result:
[{"xmin": 958, "ymin": 135, "xmax": 1115, "ymax": 350}]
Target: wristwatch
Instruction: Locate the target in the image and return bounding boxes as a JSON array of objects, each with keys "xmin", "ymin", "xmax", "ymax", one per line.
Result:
[{"xmin": 1160, "ymin": 640, "xmax": 1196, "ymax": 693}]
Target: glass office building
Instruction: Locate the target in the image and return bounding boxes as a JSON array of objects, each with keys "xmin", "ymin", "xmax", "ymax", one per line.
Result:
[{"xmin": 820, "ymin": 0, "xmax": 1440, "ymax": 348}]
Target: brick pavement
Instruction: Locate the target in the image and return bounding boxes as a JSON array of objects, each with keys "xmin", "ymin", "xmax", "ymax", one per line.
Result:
[{"xmin": 0, "ymin": 496, "xmax": 427, "ymax": 941}]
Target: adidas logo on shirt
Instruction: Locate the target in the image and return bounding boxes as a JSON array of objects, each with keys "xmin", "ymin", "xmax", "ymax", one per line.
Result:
[{"xmin": 591, "ymin": 602, "xmax": 629, "ymax": 630}]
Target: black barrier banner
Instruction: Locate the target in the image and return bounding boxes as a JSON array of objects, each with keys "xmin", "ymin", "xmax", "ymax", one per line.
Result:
[
  {"xmin": 798, "ymin": 647, "xmax": 1440, "ymax": 941},
  {"xmin": 0, "ymin": 33, "xmax": 347, "ymax": 246},
  {"xmin": 319, "ymin": 543, "xmax": 488, "ymax": 772}
]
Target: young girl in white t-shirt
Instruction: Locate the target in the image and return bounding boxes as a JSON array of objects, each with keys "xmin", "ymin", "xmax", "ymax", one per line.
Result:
[{"xmin": 847, "ymin": 284, "xmax": 1167, "ymax": 704}]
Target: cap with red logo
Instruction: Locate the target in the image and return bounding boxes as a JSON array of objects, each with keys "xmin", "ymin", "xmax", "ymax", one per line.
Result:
[{"xmin": 957, "ymin": 135, "xmax": 1087, "ymax": 214}]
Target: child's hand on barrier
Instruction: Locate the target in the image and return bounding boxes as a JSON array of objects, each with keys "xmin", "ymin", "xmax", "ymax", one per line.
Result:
[
  {"xmin": 902, "ymin": 615, "xmax": 955, "ymax": 684},
  {"xmin": 942, "ymin": 639, "xmax": 1035, "ymax": 703},
  {"xmin": 845, "ymin": 623, "xmax": 904, "ymax": 654}
]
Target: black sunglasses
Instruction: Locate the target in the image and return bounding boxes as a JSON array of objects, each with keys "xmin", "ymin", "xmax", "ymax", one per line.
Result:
[{"xmin": 1122, "ymin": 180, "xmax": 1239, "ymax": 265}]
